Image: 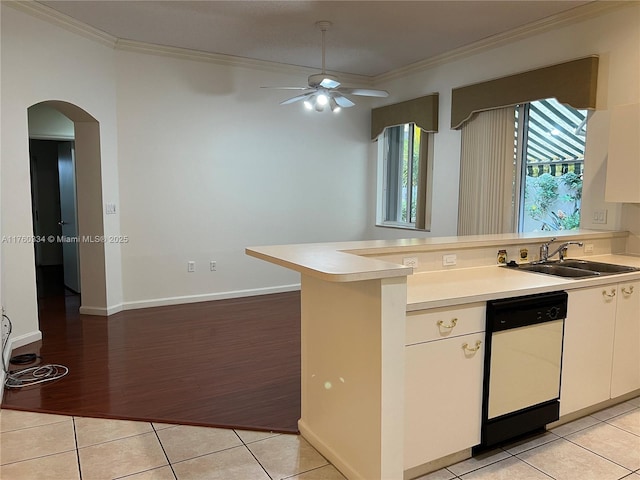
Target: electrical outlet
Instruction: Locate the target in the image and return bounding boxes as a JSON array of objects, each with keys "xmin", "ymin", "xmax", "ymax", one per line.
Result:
[
  {"xmin": 210, "ymin": 261, "xmax": 217, "ymax": 271},
  {"xmin": 187, "ymin": 261, "xmax": 195, "ymax": 272},
  {"xmin": 403, "ymin": 257, "xmax": 418, "ymax": 268},
  {"xmin": 584, "ymin": 243, "xmax": 594, "ymax": 254},
  {"xmin": 442, "ymin": 254, "xmax": 457, "ymax": 266}
]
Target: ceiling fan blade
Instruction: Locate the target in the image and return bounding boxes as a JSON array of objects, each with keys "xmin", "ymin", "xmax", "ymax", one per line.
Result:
[
  {"xmin": 308, "ymin": 73, "xmax": 341, "ymax": 89},
  {"xmin": 332, "ymin": 94, "xmax": 355, "ymax": 108},
  {"xmin": 339, "ymin": 88, "xmax": 389, "ymax": 98},
  {"xmin": 280, "ymin": 92, "xmax": 314, "ymax": 105},
  {"xmin": 319, "ymin": 77, "xmax": 340, "ymax": 89}
]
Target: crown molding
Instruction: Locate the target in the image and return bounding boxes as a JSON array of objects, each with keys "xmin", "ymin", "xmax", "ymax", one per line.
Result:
[
  {"xmin": 373, "ymin": 1, "xmax": 631, "ymax": 85},
  {"xmin": 7, "ymin": 1, "xmax": 117, "ymax": 48},
  {"xmin": 114, "ymin": 39, "xmax": 373, "ymax": 85},
  {"xmin": 10, "ymin": 1, "xmax": 372, "ymax": 85}
]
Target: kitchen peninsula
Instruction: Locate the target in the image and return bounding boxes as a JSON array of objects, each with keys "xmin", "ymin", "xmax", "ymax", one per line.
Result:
[{"xmin": 246, "ymin": 230, "xmax": 640, "ymax": 480}]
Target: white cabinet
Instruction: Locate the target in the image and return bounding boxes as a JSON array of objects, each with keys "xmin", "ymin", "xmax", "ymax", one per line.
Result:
[
  {"xmin": 561, "ymin": 286, "xmax": 617, "ymax": 416},
  {"xmin": 561, "ymin": 281, "xmax": 640, "ymax": 416},
  {"xmin": 404, "ymin": 304, "xmax": 485, "ymax": 470},
  {"xmin": 605, "ymin": 103, "xmax": 640, "ymax": 203},
  {"xmin": 611, "ymin": 281, "xmax": 640, "ymax": 397}
]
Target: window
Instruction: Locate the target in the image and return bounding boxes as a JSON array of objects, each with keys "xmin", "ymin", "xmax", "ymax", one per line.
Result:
[
  {"xmin": 457, "ymin": 99, "xmax": 587, "ymax": 235},
  {"xmin": 377, "ymin": 123, "xmax": 432, "ymax": 230},
  {"xmin": 452, "ymin": 57, "xmax": 597, "ymax": 236},
  {"xmin": 515, "ymin": 98, "xmax": 587, "ymax": 232}
]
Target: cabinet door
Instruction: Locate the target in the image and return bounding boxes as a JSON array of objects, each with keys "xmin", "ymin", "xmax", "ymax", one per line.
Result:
[
  {"xmin": 560, "ymin": 286, "xmax": 617, "ymax": 416},
  {"xmin": 605, "ymin": 103, "xmax": 640, "ymax": 202},
  {"xmin": 611, "ymin": 281, "xmax": 640, "ymax": 397},
  {"xmin": 404, "ymin": 332, "xmax": 484, "ymax": 469}
]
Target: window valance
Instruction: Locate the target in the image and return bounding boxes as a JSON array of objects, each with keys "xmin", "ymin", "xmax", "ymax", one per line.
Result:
[
  {"xmin": 451, "ymin": 56, "xmax": 599, "ymax": 129},
  {"xmin": 371, "ymin": 93, "xmax": 439, "ymax": 139}
]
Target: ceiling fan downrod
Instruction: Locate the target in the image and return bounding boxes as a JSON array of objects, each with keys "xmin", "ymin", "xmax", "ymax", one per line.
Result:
[{"xmin": 315, "ymin": 21, "xmax": 332, "ymax": 74}]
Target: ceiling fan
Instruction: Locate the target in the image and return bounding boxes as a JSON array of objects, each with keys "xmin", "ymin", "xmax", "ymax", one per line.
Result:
[{"xmin": 262, "ymin": 21, "xmax": 389, "ymax": 112}]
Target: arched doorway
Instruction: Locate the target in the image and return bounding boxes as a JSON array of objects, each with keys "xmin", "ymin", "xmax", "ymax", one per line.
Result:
[{"xmin": 28, "ymin": 100, "xmax": 108, "ymax": 314}]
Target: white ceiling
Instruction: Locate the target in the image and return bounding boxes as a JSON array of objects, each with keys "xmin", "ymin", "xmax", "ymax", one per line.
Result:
[{"xmin": 39, "ymin": 0, "xmax": 595, "ymax": 77}]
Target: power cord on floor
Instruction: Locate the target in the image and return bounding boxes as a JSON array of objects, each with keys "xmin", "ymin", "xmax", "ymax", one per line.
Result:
[{"xmin": 2, "ymin": 312, "xmax": 69, "ymax": 388}]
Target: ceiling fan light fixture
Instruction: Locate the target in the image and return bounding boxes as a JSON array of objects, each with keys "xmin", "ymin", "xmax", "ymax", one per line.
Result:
[
  {"xmin": 330, "ymin": 98, "xmax": 341, "ymax": 113},
  {"xmin": 304, "ymin": 94, "xmax": 316, "ymax": 110},
  {"xmin": 316, "ymin": 93, "xmax": 329, "ymax": 106}
]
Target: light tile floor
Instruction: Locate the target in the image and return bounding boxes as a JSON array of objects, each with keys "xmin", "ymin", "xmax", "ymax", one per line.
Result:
[
  {"xmin": 418, "ymin": 396, "xmax": 640, "ymax": 480},
  {"xmin": 1, "ymin": 396, "xmax": 638, "ymax": 480}
]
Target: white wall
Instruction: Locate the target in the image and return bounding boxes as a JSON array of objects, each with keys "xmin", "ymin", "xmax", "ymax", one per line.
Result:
[
  {"xmin": 114, "ymin": 49, "xmax": 372, "ymax": 306},
  {"xmin": 1, "ymin": 3, "xmax": 122, "ymax": 339},
  {"xmin": 364, "ymin": 2, "xmax": 640, "ymax": 241}
]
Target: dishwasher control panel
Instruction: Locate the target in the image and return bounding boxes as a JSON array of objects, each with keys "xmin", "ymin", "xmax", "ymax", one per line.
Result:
[{"xmin": 487, "ymin": 291, "xmax": 568, "ymax": 332}]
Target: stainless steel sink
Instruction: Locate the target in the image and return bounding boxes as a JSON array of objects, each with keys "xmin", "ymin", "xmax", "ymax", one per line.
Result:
[
  {"xmin": 508, "ymin": 259, "xmax": 639, "ymax": 279},
  {"xmin": 516, "ymin": 263, "xmax": 600, "ymax": 278},
  {"xmin": 552, "ymin": 259, "xmax": 639, "ymax": 274}
]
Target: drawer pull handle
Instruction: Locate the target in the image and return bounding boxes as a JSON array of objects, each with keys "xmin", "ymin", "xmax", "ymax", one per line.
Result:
[
  {"xmin": 602, "ymin": 289, "xmax": 616, "ymax": 299},
  {"xmin": 462, "ymin": 340, "xmax": 482, "ymax": 353},
  {"xmin": 437, "ymin": 318, "xmax": 457, "ymax": 329},
  {"xmin": 621, "ymin": 286, "xmax": 634, "ymax": 296}
]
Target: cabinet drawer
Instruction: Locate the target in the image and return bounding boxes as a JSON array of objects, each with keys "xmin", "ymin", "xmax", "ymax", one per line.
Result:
[{"xmin": 406, "ymin": 303, "xmax": 485, "ymax": 345}]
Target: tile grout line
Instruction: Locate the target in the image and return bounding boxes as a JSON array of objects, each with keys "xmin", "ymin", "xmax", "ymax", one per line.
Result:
[
  {"xmin": 511, "ymin": 421, "xmax": 635, "ymax": 480},
  {"xmin": 232, "ymin": 429, "xmax": 274, "ymax": 480},
  {"xmin": 504, "ymin": 438, "xmax": 560, "ymax": 480},
  {"xmin": 563, "ymin": 410, "xmax": 640, "ymax": 471},
  {"xmin": 72, "ymin": 417, "xmax": 83, "ymax": 480},
  {"xmin": 156, "ymin": 427, "xmax": 263, "ymax": 467},
  {"xmin": 151, "ymin": 422, "xmax": 178, "ymax": 480},
  {"xmin": 600, "ymin": 407, "xmax": 640, "ymax": 438},
  {"xmin": 279, "ymin": 463, "xmax": 334, "ymax": 479},
  {"xmin": 559, "ymin": 430, "xmax": 636, "ymax": 474}
]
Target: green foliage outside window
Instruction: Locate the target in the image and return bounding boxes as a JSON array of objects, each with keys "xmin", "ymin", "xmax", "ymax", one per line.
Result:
[{"xmin": 526, "ymin": 171, "xmax": 582, "ymax": 231}]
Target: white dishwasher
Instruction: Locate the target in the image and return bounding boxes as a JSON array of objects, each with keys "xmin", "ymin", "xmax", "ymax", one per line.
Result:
[{"xmin": 476, "ymin": 291, "xmax": 567, "ymax": 452}]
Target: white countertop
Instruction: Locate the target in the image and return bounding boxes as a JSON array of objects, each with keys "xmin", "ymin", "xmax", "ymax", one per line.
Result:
[
  {"xmin": 246, "ymin": 242, "xmax": 412, "ymax": 282},
  {"xmin": 246, "ymin": 230, "xmax": 628, "ymax": 282},
  {"xmin": 407, "ymin": 254, "xmax": 640, "ymax": 310},
  {"xmin": 246, "ymin": 231, "xmax": 639, "ymax": 310}
]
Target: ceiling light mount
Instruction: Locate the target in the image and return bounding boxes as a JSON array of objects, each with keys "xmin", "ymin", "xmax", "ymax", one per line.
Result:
[{"xmin": 315, "ymin": 20, "xmax": 332, "ymax": 32}]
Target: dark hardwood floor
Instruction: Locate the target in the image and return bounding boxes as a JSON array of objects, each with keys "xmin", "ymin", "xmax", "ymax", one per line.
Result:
[{"xmin": 2, "ymin": 266, "xmax": 301, "ymax": 433}]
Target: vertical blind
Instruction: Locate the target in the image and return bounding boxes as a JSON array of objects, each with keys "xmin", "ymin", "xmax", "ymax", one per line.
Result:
[{"xmin": 458, "ymin": 107, "xmax": 516, "ymax": 235}]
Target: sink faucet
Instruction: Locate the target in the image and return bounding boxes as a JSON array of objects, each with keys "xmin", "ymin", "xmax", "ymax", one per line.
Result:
[{"xmin": 539, "ymin": 237, "xmax": 584, "ymax": 262}]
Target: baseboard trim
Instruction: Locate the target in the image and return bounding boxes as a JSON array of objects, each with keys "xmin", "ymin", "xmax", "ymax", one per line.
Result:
[
  {"xmin": 121, "ymin": 284, "xmax": 301, "ymax": 311},
  {"xmin": 7, "ymin": 330, "xmax": 43, "ymax": 350},
  {"xmin": 298, "ymin": 419, "xmax": 362, "ymax": 480},
  {"xmin": 1, "ymin": 330, "xmax": 43, "ymax": 403},
  {"xmin": 77, "ymin": 285, "xmax": 301, "ymax": 316},
  {"xmin": 79, "ymin": 304, "xmax": 123, "ymax": 316}
]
